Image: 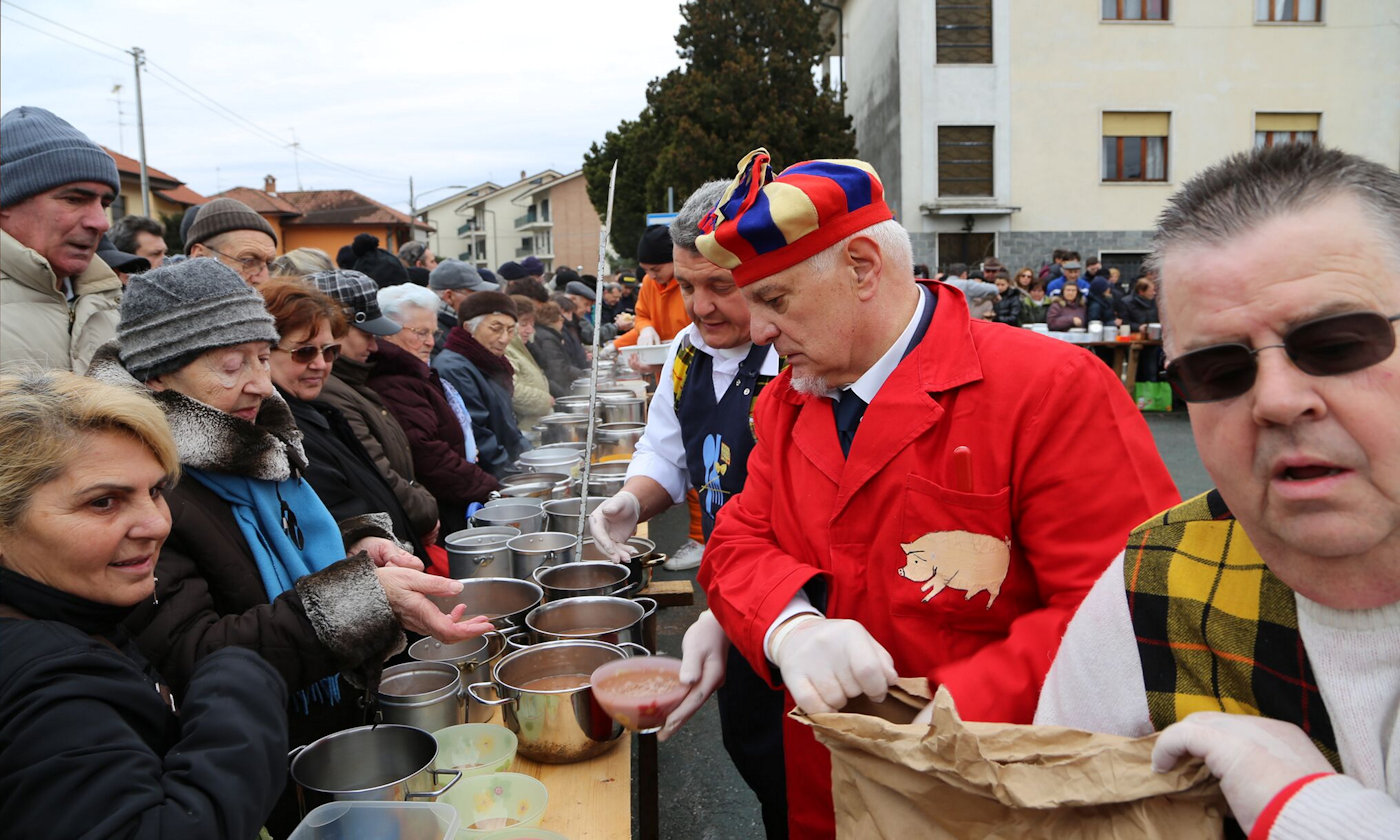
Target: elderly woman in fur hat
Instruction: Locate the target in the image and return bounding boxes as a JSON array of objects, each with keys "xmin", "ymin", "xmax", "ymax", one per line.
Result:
[{"xmin": 86, "ymin": 257, "xmax": 491, "ymax": 836}]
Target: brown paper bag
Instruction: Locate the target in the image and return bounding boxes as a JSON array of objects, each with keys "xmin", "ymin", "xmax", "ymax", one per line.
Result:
[{"xmin": 795, "ymin": 681, "xmax": 1227, "ymax": 839}]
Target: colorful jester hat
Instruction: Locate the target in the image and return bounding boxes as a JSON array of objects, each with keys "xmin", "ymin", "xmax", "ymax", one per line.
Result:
[{"xmin": 696, "ymin": 148, "xmax": 894, "ymax": 287}]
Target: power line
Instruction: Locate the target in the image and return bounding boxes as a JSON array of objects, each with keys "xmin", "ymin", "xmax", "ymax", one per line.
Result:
[
  {"xmin": 3, "ymin": 0, "xmax": 407, "ymax": 188},
  {"xmin": 1, "ymin": 0, "xmax": 128, "ymax": 53},
  {"xmin": 0, "ymin": 13, "xmax": 128, "ymax": 67}
]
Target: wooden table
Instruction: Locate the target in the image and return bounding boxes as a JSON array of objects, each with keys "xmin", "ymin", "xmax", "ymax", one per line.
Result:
[
  {"xmin": 1084, "ymin": 339, "xmax": 1163, "ymax": 393},
  {"xmin": 490, "ymin": 519, "xmax": 695, "ymax": 840}
]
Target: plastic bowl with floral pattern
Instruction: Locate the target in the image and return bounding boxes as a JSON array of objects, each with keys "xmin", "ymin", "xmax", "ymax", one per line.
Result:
[{"xmin": 441, "ymin": 772, "xmax": 547, "ymax": 837}]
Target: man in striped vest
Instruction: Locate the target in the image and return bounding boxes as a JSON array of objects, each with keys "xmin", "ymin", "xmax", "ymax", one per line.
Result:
[{"xmin": 1037, "ymin": 143, "xmax": 1400, "ymax": 838}]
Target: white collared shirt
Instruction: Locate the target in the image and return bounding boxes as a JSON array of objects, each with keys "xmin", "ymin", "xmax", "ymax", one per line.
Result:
[{"xmin": 626, "ymin": 323, "xmax": 782, "ymax": 505}]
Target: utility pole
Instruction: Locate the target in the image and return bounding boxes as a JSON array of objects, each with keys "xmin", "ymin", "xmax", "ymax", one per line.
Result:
[{"xmin": 130, "ymin": 46, "xmax": 151, "ymax": 216}]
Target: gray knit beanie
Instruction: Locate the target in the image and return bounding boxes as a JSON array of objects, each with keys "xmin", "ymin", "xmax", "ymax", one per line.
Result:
[
  {"xmin": 183, "ymin": 197, "xmax": 278, "ymax": 253},
  {"xmin": 118, "ymin": 257, "xmax": 280, "ymax": 382},
  {"xmin": 0, "ymin": 106, "xmax": 121, "ymax": 208}
]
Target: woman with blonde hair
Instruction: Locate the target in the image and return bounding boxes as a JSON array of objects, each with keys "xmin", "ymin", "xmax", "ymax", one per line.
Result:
[{"xmin": 0, "ymin": 370, "xmax": 287, "ymax": 838}]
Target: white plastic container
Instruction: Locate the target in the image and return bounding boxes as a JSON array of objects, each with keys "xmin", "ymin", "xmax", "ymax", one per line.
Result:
[{"xmin": 288, "ymin": 801, "xmax": 460, "ymax": 840}]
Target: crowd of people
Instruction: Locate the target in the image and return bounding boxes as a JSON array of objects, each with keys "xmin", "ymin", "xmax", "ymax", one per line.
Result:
[{"xmin": 2, "ymin": 102, "xmax": 1397, "ymax": 840}]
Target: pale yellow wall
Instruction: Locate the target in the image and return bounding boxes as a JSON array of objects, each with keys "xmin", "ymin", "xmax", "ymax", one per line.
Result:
[{"xmin": 1007, "ymin": 0, "xmax": 1400, "ymax": 231}]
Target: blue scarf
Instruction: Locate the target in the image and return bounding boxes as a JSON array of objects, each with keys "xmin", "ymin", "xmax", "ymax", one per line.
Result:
[{"xmin": 185, "ymin": 466, "xmax": 347, "ymax": 712}]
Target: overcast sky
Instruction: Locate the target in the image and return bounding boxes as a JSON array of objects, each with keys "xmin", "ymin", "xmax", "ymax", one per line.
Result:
[{"xmin": 0, "ymin": 0, "xmax": 686, "ymax": 212}]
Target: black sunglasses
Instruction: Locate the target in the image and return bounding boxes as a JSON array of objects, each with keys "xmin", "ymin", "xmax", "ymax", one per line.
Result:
[
  {"xmin": 1165, "ymin": 311, "xmax": 1400, "ymax": 403},
  {"xmin": 274, "ymin": 343, "xmax": 341, "ymax": 364}
]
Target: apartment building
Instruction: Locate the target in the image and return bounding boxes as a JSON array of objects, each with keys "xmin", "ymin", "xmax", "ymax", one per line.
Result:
[
  {"xmin": 822, "ymin": 0, "xmax": 1399, "ymax": 277},
  {"xmin": 418, "ymin": 169, "xmax": 603, "ymax": 274}
]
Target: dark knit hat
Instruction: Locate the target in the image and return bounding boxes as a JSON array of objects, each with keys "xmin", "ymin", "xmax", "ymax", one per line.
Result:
[
  {"xmin": 184, "ymin": 198, "xmax": 278, "ymax": 253},
  {"xmin": 335, "ymin": 244, "xmax": 356, "ymax": 269},
  {"xmin": 0, "ymin": 106, "xmax": 120, "ymax": 208},
  {"xmin": 351, "ymin": 233, "xmax": 379, "ymax": 258},
  {"xmin": 497, "ymin": 261, "xmax": 528, "ymax": 281},
  {"xmin": 118, "ymin": 257, "xmax": 280, "ymax": 382},
  {"xmin": 458, "ymin": 291, "xmax": 518, "ymax": 324},
  {"xmin": 1089, "ymin": 277, "xmax": 1111, "ymax": 296},
  {"xmin": 697, "ymin": 148, "xmax": 893, "ymax": 287},
  {"xmin": 179, "ymin": 204, "xmax": 201, "ymax": 247},
  {"xmin": 637, "ymin": 225, "xmax": 672, "ymax": 265},
  {"xmin": 308, "ymin": 269, "xmax": 402, "ymax": 336},
  {"xmin": 478, "ymin": 268, "xmax": 498, "ymax": 285},
  {"xmin": 520, "ymin": 255, "xmax": 545, "ymax": 277},
  {"xmin": 354, "ymin": 248, "xmax": 408, "ymax": 288}
]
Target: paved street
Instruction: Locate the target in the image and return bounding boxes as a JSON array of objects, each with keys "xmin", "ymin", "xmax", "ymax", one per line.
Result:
[{"xmin": 636, "ymin": 410, "xmax": 1210, "ymax": 839}]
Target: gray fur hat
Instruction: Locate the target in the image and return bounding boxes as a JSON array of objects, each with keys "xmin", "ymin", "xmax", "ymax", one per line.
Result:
[
  {"xmin": 0, "ymin": 106, "xmax": 120, "ymax": 208},
  {"xmin": 118, "ymin": 257, "xmax": 279, "ymax": 382}
]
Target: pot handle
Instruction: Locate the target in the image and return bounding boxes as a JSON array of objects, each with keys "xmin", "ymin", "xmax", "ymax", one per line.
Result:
[
  {"xmin": 634, "ymin": 596, "xmax": 657, "ymax": 620},
  {"xmin": 530, "ymin": 565, "xmax": 549, "ymax": 586},
  {"xmin": 406, "ymin": 767, "xmax": 461, "ymax": 800},
  {"xmin": 503, "ymin": 630, "xmax": 531, "ymax": 651},
  {"xmin": 467, "ymin": 681, "xmax": 513, "ymax": 708},
  {"xmin": 287, "ymin": 744, "xmax": 306, "ymax": 765},
  {"xmin": 644, "ymin": 552, "xmax": 667, "ymax": 568},
  {"xmin": 618, "ymin": 641, "xmax": 651, "ymax": 658}
]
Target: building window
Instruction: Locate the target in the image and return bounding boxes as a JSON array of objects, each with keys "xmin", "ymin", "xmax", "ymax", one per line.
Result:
[
  {"xmin": 1102, "ymin": 0, "xmax": 1168, "ymax": 21},
  {"xmin": 1103, "ymin": 112, "xmax": 1168, "ymax": 182},
  {"xmin": 938, "ymin": 126, "xmax": 994, "ymax": 197},
  {"xmin": 936, "ymin": 0, "xmax": 992, "ymax": 64},
  {"xmin": 1254, "ymin": 112, "xmax": 1319, "ymax": 148},
  {"xmin": 1256, "ymin": 0, "xmax": 1321, "ymax": 22}
]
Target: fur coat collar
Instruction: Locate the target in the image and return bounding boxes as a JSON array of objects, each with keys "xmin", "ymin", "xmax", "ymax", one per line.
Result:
[{"xmin": 87, "ymin": 342, "xmax": 308, "ymax": 481}]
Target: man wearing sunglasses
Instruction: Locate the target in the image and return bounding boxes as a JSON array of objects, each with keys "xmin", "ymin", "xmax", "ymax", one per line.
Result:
[{"xmin": 1037, "ymin": 143, "xmax": 1400, "ymax": 838}]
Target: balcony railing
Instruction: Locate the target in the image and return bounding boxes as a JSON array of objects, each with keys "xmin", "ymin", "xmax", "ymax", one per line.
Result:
[{"xmin": 457, "ymin": 220, "xmax": 482, "ymax": 235}]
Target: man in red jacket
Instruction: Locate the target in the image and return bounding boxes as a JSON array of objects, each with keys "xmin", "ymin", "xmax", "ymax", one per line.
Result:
[{"xmin": 695, "ymin": 149, "xmax": 1181, "ymax": 839}]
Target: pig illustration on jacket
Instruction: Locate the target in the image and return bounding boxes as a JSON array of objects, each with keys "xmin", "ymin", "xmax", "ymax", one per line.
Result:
[{"xmin": 897, "ymin": 530, "xmax": 1011, "ymax": 608}]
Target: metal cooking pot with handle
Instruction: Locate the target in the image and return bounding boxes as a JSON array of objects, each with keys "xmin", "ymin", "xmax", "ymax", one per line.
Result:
[
  {"xmin": 465, "ymin": 639, "xmax": 648, "ymax": 763},
  {"xmin": 289, "ymin": 724, "xmax": 460, "ymax": 815}
]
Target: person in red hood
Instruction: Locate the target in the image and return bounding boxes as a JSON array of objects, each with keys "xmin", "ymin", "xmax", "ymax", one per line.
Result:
[{"xmin": 694, "ymin": 149, "xmax": 1180, "ymax": 839}]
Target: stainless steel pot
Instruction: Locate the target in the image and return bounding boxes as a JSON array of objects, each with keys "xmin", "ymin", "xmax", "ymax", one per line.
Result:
[
  {"xmin": 576, "ymin": 460, "xmax": 629, "ymax": 498},
  {"xmin": 428, "ymin": 577, "xmax": 543, "ymax": 630},
  {"xmin": 578, "ymin": 537, "xmax": 663, "ymax": 592},
  {"xmin": 499, "ymin": 471, "xmax": 572, "ymax": 500},
  {"xmin": 523, "ymin": 595, "xmax": 657, "ymax": 649},
  {"xmin": 594, "ymin": 422, "xmax": 645, "ymax": 460},
  {"xmin": 376, "ymin": 661, "xmax": 464, "ymax": 732},
  {"xmin": 468, "ymin": 502, "xmax": 545, "ymax": 534},
  {"xmin": 541, "ymin": 496, "xmax": 607, "ymax": 534},
  {"xmin": 598, "ymin": 395, "xmax": 645, "ymax": 424},
  {"xmin": 506, "ymin": 531, "xmax": 578, "ymax": 578},
  {"xmin": 466, "ymin": 639, "xmax": 646, "ymax": 763},
  {"xmin": 534, "ymin": 413, "xmax": 591, "ymax": 445},
  {"xmin": 532, "ymin": 561, "xmax": 633, "ymax": 600},
  {"xmin": 408, "ymin": 632, "xmax": 505, "ymax": 724},
  {"xmin": 289, "ymin": 724, "xmax": 459, "ymax": 815},
  {"xmin": 554, "ymin": 395, "xmax": 599, "ymax": 418},
  {"xmin": 444, "ymin": 527, "xmax": 518, "ymax": 579},
  {"xmin": 515, "ymin": 449, "xmax": 583, "ymax": 477}
]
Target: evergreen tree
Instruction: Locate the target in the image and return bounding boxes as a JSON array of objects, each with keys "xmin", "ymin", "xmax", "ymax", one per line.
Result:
[{"xmin": 585, "ymin": 0, "xmax": 854, "ymax": 258}]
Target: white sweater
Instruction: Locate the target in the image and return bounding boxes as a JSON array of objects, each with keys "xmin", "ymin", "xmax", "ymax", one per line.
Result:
[{"xmin": 1035, "ymin": 552, "xmax": 1400, "ymax": 838}]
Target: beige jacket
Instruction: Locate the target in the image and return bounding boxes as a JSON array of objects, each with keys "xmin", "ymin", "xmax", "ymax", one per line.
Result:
[
  {"xmin": 0, "ymin": 229, "xmax": 123, "ymax": 373},
  {"xmin": 505, "ymin": 337, "xmax": 554, "ymax": 432}
]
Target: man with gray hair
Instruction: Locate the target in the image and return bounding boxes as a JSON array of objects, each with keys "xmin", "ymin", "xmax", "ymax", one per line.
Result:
[
  {"xmin": 588, "ymin": 179, "xmax": 788, "ymax": 836},
  {"xmin": 0, "ymin": 106, "xmax": 123, "ymax": 373},
  {"xmin": 694, "ymin": 149, "xmax": 1178, "ymax": 838},
  {"xmin": 1037, "ymin": 143, "xmax": 1400, "ymax": 837}
]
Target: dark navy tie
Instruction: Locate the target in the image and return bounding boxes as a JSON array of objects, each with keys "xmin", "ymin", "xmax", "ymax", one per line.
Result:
[{"xmin": 833, "ymin": 389, "xmax": 867, "ymax": 457}]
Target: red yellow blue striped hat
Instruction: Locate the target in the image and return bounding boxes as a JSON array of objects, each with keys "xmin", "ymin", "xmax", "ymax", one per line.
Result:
[{"xmin": 696, "ymin": 148, "xmax": 893, "ymax": 287}]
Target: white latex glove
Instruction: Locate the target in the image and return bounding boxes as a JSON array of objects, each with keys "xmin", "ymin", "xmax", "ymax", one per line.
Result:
[
  {"xmin": 587, "ymin": 490, "xmax": 641, "ymax": 562},
  {"xmin": 658, "ymin": 610, "xmax": 729, "ymax": 741},
  {"xmin": 350, "ymin": 536, "xmax": 423, "ymax": 570},
  {"xmin": 374, "ymin": 566, "xmax": 495, "ymax": 643},
  {"xmin": 1152, "ymin": 712, "xmax": 1335, "ymax": 833},
  {"xmin": 637, "ymin": 326, "xmax": 661, "ymax": 346},
  {"xmin": 771, "ymin": 616, "xmax": 898, "ymax": 714}
]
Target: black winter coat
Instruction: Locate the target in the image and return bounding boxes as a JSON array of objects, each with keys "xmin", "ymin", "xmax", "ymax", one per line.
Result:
[
  {"xmin": 1087, "ymin": 293, "xmax": 1119, "ymax": 325},
  {"xmin": 531, "ymin": 323, "xmax": 586, "ymax": 397},
  {"xmin": 992, "ymin": 291, "xmax": 1022, "ymax": 326},
  {"xmin": 1, "ymin": 575, "xmax": 288, "ymax": 840},
  {"xmin": 286, "ymin": 390, "xmax": 428, "ymax": 563},
  {"xmin": 1122, "ymin": 293, "xmax": 1159, "ymax": 330}
]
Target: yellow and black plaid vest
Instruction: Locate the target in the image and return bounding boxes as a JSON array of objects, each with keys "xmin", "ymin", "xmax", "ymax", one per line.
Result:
[{"xmin": 1124, "ymin": 489, "xmax": 1342, "ymax": 771}]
